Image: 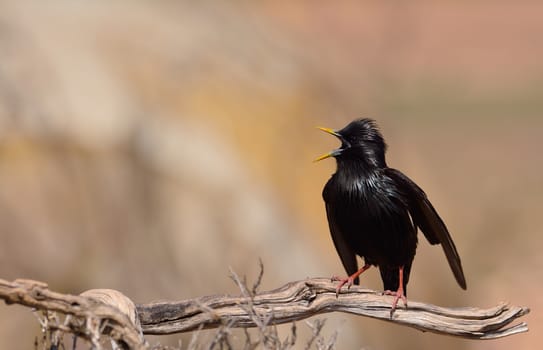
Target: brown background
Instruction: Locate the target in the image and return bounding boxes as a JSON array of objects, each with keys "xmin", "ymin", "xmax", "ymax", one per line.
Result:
[{"xmin": 0, "ymin": 1, "xmax": 541, "ymax": 349}]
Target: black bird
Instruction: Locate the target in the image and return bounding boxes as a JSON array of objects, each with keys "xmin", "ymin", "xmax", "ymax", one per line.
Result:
[{"xmin": 316, "ymin": 118, "xmax": 466, "ymax": 316}]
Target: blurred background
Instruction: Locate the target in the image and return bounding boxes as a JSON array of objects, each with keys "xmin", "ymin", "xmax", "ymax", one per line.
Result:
[{"xmin": 0, "ymin": 0, "xmax": 541, "ymax": 349}]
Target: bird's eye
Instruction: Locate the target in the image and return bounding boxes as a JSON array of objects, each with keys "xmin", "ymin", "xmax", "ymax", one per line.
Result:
[{"xmin": 341, "ymin": 139, "xmax": 351, "ymax": 149}]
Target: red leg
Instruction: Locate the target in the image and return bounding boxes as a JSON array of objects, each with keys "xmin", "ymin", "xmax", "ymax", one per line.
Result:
[
  {"xmin": 383, "ymin": 266, "xmax": 407, "ymax": 317},
  {"xmin": 331, "ymin": 264, "xmax": 371, "ymax": 297}
]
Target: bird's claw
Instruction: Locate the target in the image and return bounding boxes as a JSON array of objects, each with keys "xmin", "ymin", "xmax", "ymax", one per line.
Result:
[
  {"xmin": 384, "ymin": 289, "xmax": 408, "ymax": 318},
  {"xmin": 331, "ymin": 276, "xmax": 354, "ymax": 298}
]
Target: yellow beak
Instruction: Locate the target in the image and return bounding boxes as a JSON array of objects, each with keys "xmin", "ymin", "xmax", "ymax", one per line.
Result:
[
  {"xmin": 314, "ymin": 127, "xmax": 342, "ymax": 162},
  {"xmin": 314, "ymin": 152, "xmax": 334, "ymax": 162},
  {"xmin": 317, "ymin": 127, "xmax": 340, "ymax": 136}
]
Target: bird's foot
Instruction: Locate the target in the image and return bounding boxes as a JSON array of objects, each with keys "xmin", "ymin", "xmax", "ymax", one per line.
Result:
[
  {"xmin": 331, "ymin": 275, "xmax": 355, "ymax": 297},
  {"xmin": 331, "ymin": 264, "xmax": 371, "ymax": 298},
  {"xmin": 383, "ymin": 288, "xmax": 407, "ymax": 318}
]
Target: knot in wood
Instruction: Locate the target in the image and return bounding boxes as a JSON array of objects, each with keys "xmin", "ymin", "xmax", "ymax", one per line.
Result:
[{"xmin": 296, "ymin": 284, "xmax": 316, "ymax": 304}]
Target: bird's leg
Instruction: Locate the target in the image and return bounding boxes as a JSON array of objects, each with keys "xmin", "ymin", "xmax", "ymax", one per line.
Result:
[
  {"xmin": 383, "ymin": 266, "xmax": 407, "ymax": 317},
  {"xmin": 331, "ymin": 264, "xmax": 371, "ymax": 297}
]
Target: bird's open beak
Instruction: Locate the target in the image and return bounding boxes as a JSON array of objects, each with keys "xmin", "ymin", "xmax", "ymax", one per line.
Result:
[
  {"xmin": 317, "ymin": 127, "xmax": 341, "ymax": 137},
  {"xmin": 314, "ymin": 127, "xmax": 342, "ymax": 162}
]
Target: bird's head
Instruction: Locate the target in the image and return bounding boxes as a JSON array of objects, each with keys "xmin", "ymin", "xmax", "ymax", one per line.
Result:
[{"xmin": 315, "ymin": 118, "xmax": 387, "ymax": 167}]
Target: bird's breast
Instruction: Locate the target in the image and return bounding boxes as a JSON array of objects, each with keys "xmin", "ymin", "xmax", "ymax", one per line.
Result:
[{"xmin": 326, "ymin": 173, "xmax": 417, "ymax": 265}]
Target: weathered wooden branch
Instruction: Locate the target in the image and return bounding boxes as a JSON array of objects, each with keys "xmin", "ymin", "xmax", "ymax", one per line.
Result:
[
  {"xmin": 0, "ymin": 278, "xmax": 145, "ymax": 349},
  {"xmin": 137, "ymin": 277, "xmax": 529, "ymax": 340},
  {"xmin": 0, "ymin": 276, "xmax": 530, "ymax": 349}
]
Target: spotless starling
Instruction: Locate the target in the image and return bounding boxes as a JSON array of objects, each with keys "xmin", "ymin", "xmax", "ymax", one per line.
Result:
[{"xmin": 316, "ymin": 119, "xmax": 466, "ymax": 316}]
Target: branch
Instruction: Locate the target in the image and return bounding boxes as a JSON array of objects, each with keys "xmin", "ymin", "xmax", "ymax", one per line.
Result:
[
  {"xmin": 137, "ymin": 278, "xmax": 528, "ymax": 340},
  {"xmin": 0, "ymin": 278, "xmax": 145, "ymax": 349},
  {"xmin": 1, "ymin": 277, "xmax": 530, "ymax": 348}
]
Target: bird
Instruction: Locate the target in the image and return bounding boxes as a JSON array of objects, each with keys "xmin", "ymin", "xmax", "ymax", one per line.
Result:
[{"xmin": 315, "ymin": 118, "xmax": 466, "ymax": 316}]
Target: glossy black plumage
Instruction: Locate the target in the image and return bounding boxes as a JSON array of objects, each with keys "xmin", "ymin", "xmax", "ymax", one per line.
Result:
[{"xmin": 318, "ymin": 119, "xmax": 466, "ymax": 306}]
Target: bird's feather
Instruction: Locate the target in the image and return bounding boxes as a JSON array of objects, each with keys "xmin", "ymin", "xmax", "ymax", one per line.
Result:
[
  {"xmin": 323, "ymin": 181, "xmax": 360, "ymax": 284},
  {"xmin": 385, "ymin": 168, "xmax": 467, "ymax": 289}
]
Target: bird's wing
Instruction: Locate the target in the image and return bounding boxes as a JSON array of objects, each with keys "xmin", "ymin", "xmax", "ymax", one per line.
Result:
[
  {"xmin": 323, "ymin": 181, "xmax": 359, "ymax": 283},
  {"xmin": 325, "ymin": 202, "xmax": 360, "ymax": 283},
  {"xmin": 385, "ymin": 168, "xmax": 467, "ymax": 289}
]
